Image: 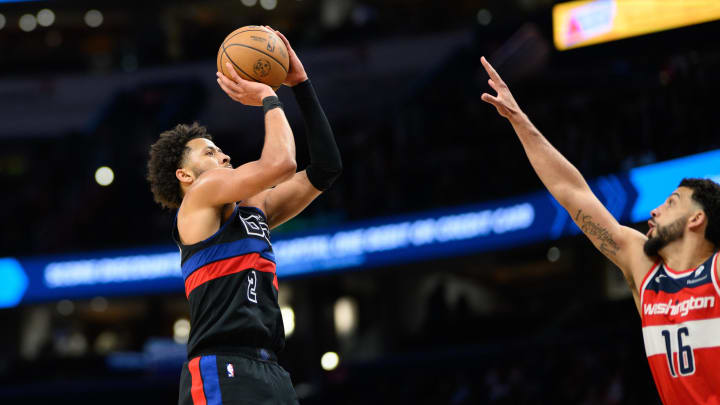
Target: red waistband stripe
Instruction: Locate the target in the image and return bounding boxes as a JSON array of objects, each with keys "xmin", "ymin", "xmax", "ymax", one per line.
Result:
[{"xmin": 188, "ymin": 357, "xmax": 207, "ymax": 405}]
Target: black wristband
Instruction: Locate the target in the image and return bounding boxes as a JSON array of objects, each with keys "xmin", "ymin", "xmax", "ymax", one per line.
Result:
[{"xmin": 262, "ymin": 96, "xmax": 283, "ymax": 114}]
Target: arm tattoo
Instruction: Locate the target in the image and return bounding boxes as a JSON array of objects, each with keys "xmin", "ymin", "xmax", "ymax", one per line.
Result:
[{"xmin": 575, "ymin": 209, "xmax": 619, "ymax": 256}]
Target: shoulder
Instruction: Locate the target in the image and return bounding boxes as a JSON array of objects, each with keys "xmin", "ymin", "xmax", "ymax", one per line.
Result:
[
  {"xmin": 176, "ymin": 200, "xmax": 229, "ymax": 245},
  {"xmin": 185, "ymin": 168, "xmax": 232, "ymax": 196}
]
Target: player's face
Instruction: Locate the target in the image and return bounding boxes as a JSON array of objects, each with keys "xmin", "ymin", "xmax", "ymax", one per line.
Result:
[
  {"xmin": 184, "ymin": 138, "xmax": 232, "ymax": 178},
  {"xmin": 644, "ymin": 187, "xmax": 694, "ymax": 256}
]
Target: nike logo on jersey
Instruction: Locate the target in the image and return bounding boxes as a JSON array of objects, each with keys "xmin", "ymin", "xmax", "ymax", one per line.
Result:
[{"xmin": 655, "ymin": 274, "xmax": 667, "ymax": 283}]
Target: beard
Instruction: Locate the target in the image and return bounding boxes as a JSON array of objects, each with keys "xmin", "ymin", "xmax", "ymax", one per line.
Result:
[
  {"xmin": 643, "ymin": 215, "xmax": 688, "ymax": 257},
  {"xmin": 191, "ymin": 167, "xmax": 207, "ymax": 178}
]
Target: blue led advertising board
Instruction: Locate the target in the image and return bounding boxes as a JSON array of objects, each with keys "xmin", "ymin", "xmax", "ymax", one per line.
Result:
[{"xmin": 2, "ymin": 149, "xmax": 719, "ymax": 308}]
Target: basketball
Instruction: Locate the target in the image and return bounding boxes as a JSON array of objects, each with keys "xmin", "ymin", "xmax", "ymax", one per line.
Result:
[{"xmin": 217, "ymin": 26, "xmax": 289, "ymax": 91}]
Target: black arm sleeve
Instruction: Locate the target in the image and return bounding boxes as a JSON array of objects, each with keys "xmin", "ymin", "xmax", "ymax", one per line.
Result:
[{"xmin": 292, "ymin": 79, "xmax": 342, "ymax": 191}]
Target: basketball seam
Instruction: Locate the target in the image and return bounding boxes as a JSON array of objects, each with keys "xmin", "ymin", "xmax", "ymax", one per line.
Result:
[
  {"xmin": 224, "ymin": 43, "xmax": 288, "ymax": 74},
  {"xmin": 222, "ymin": 45, "xmax": 262, "ymax": 84},
  {"xmin": 222, "ymin": 29, "xmax": 273, "ymax": 47},
  {"xmin": 217, "ymin": 46, "xmax": 224, "ymax": 72}
]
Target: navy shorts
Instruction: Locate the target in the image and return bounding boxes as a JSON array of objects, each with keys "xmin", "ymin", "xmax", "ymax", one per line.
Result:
[{"xmin": 178, "ymin": 348, "xmax": 299, "ymax": 405}]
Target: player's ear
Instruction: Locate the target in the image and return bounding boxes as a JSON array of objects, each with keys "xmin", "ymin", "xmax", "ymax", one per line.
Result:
[
  {"xmin": 176, "ymin": 168, "xmax": 194, "ymax": 185},
  {"xmin": 687, "ymin": 209, "xmax": 706, "ymax": 231}
]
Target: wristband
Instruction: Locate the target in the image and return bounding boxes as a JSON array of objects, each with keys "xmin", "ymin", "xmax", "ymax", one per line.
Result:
[{"xmin": 262, "ymin": 96, "xmax": 283, "ymax": 114}]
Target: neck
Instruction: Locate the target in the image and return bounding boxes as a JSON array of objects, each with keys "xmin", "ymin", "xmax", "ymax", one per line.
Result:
[{"xmin": 659, "ymin": 236, "xmax": 715, "ymax": 271}]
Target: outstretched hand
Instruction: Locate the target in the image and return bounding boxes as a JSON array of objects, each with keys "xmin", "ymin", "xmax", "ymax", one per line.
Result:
[
  {"xmin": 480, "ymin": 56, "xmax": 522, "ymax": 121},
  {"xmin": 217, "ymin": 62, "xmax": 275, "ymax": 106},
  {"xmin": 265, "ymin": 26, "xmax": 308, "ymax": 87}
]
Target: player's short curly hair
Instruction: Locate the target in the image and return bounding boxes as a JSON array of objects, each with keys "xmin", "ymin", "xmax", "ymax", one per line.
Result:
[
  {"xmin": 680, "ymin": 178, "xmax": 720, "ymax": 247},
  {"xmin": 147, "ymin": 122, "xmax": 212, "ymax": 209}
]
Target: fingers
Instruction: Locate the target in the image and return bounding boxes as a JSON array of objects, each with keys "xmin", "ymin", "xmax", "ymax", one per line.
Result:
[
  {"xmin": 217, "ymin": 79, "xmax": 238, "ymax": 102},
  {"xmin": 273, "ymin": 29, "xmax": 290, "ymax": 46},
  {"xmin": 217, "ymin": 71, "xmax": 238, "ymax": 91},
  {"xmin": 216, "ymin": 74, "xmax": 240, "ymax": 100},
  {"xmin": 488, "ymin": 78, "xmax": 499, "ymax": 92},
  {"xmin": 481, "ymin": 93, "xmax": 500, "ymax": 106},
  {"xmin": 267, "ymin": 26, "xmax": 294, "ymax": 54},
  {"xmin": 220, "ymin": 62, "xmax": 257, "ymax": 90},
  {"xmin": 225, "ymin": 62, "xmax": 243, "ymax": 83},
  {"xmin": 217, "ymin": 69, "xmax": 248, "ymax": 99},
  {"xmin": 480, "ymin": 56, "xmax": 503, "ymax": 84}
]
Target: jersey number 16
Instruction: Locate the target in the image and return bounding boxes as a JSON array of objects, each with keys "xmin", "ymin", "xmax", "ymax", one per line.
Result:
[{"xmin": 661, "ymin": 327, "xmax": 695, "ymax": 377}]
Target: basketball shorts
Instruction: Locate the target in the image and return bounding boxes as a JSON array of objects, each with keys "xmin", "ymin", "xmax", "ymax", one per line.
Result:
[{"xmin": 178, "ymin": 348, "xmax": 299, "ymax": 405}]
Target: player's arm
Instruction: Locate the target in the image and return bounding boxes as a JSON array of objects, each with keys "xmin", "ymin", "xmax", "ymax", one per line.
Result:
[
  {"xmin": 479, "ymin": 57, "xmax": 653, "ymax": 295},
  {"xmin": 248, "ymin": 29, "xmax": 342, "ymax": 229},
  {"xmin": 188, "ymin": 64, "xmax": 297, "ymax": 207}
]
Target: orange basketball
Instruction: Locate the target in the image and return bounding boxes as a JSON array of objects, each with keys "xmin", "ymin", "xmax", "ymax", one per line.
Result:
[{"xmin": 217, "ymin": 26, "xmax": 289, "ymax": 91}]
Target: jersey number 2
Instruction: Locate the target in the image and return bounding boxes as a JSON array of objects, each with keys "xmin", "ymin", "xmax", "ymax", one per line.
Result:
[
  {"xmin": 661, "ymin": 327, "xmax": 694, "ymax": 377},
  {"xmin": 247, "ymin": 270, "xmax": 258, "ymax": 303}
]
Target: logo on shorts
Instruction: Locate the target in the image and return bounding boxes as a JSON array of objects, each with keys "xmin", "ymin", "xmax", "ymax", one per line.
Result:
[
  {"xmin": 226, "ymin": 363, "xmax": 235, "ymax": 378},
  {"xmin": 253, "ymin": 59, "xmax": 271, "ymax": 77}
]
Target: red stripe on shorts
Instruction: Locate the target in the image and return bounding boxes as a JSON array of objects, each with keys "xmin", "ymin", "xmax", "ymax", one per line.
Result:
[{"xmin": 188, "ymin": 357, "xmax": 207, "ymax": 405}]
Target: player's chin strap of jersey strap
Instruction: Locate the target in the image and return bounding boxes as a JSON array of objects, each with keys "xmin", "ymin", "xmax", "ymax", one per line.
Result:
[{"xmin": 292, "ymin": 79, "xmax": 343, "ymax": 191}]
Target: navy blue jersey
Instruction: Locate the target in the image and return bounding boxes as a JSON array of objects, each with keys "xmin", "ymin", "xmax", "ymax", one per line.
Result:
[{"xmin": 173, "ymin": 204, "xmax": 285, "ymax": 358}]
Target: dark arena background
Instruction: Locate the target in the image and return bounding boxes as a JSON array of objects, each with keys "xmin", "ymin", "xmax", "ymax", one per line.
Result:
[{"xmin": 2, "ymin": 0, "xmax": 720, "ymax": 404}]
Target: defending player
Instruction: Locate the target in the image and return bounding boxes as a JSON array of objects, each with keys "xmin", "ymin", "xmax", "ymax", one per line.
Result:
[
  {"xmin": 480, "ymin": 56, "xmax": 720, "ymax": 404},
  {"xmin": 147, "ymin": 29, "xmax": 341, "ymax": 405}
]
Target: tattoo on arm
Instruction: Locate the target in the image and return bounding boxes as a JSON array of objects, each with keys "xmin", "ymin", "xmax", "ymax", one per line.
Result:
[{"xmin": 575, "ymin": 209, "xmax": 619, "ymax": 256}]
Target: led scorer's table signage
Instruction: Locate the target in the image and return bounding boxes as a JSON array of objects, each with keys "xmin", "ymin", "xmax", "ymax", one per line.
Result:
[{"xmin": 2, "ymin": 149, "xmax": 719, "ymax": 307}]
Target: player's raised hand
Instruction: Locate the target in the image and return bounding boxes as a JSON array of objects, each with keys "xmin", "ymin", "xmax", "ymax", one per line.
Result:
[
  {"xmin": 217, "ymin": 62, "xmax": 275, "ymax": 106},
  {"xmin": 480, "ymin": 56, "xmax": 522, "ymax": 121},
  {"xmin": 266, "ymin": 26, "xmax": 308, "ymax": 87}
]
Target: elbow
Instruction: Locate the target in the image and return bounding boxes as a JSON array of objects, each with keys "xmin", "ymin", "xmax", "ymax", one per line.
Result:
[
  {"xmin": 282, "ymin": 158, "xmax": 298, "ymax": 178},
  {"xmin": 328, "ymin": 164, "xmax": 342, "ymax": 180},
  {"xmin": 268, "ymin": 157, "xmax": 297, "ymax": 182},
  {"xmin": 306, "ymin": 163, "xmax": 342, "ymax": 191}
]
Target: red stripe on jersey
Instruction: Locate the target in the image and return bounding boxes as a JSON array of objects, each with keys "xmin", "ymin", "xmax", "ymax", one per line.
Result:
[
  {"xmin": 254, "ymin": 255, "xmax": 279, "ymax": 290},
  {"xmin": 184, "ymin": 253, "xmax": 278, "ymax": 298},
  {"xmin": 188, "ymin": 357, "xmax": 207, "ymax": 405}
]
